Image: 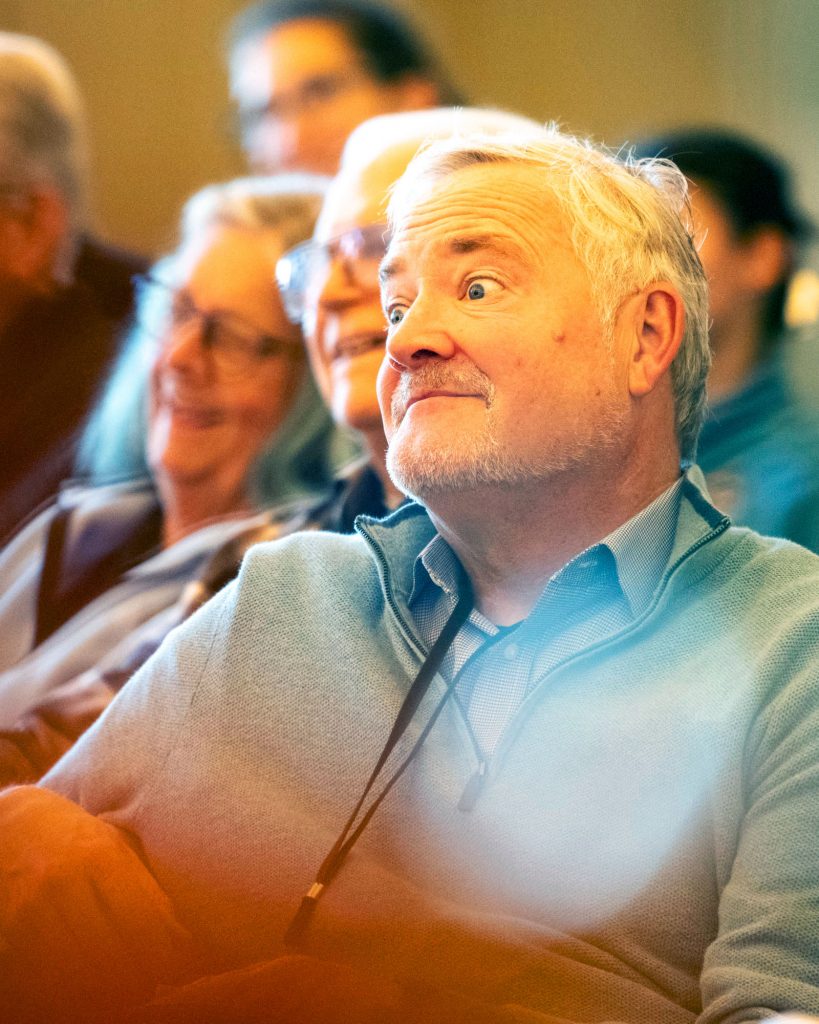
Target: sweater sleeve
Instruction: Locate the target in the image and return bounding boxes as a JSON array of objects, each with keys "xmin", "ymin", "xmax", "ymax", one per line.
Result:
[
  {"xmin": 699, "ymin": 611, "xmax": 819, "ymax": 1021},
  {"xmin": 40, "ymin": 570, "xmax": 236, "ymax": 821}
]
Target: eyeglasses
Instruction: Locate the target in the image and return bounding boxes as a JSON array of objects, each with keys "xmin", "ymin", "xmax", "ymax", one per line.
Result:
[
  {"xmin": 133, "ymin": 274, "xmax": 301, "ymax": 378},
  {"xmin": 275, "ymin": 223, "xmax": 391, "ymax": 324},
  {"xmin": 237, "ymin": 70, "xmax": 372, "ymax": 136}
]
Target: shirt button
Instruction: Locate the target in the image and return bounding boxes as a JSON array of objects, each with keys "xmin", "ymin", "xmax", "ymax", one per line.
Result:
[{"xmin": 503, "ymin": 643, "xmax": 519, "ymax": 661}]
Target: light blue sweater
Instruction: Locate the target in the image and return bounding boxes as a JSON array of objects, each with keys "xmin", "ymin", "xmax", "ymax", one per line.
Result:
[{"xmin": 42, "ymin": 472, "xmax": 819, "ymax": 1022}]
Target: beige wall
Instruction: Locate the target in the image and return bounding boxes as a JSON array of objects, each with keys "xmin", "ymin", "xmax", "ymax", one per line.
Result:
[{"xmin": 1, "ymin": 0, "xmax": 816, "ymax": 263}]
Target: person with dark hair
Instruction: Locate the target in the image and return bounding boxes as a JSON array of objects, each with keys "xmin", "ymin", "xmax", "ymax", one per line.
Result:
[
  {"xmin": 227, "ymin": 0, "xmax": 460, "ymax": 174},
  {"xmin": 635, "ymin": 128, "xmax": 819, "ymax": 551}
]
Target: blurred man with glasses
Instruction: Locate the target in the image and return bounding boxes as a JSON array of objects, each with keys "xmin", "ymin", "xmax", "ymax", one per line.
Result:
[{"xmin": 227, "ymin": 0, "xmax": 461, "ymax": 175}]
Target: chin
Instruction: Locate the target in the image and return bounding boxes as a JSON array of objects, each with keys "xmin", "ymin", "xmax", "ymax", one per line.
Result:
[{"xmin": 386, "ymin": 435, "xmax": 508, "ymax": 500}]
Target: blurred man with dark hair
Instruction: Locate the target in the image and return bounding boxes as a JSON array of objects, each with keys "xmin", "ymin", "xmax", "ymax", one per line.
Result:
[
  {"xmin": 0, "ymin": 33, "xmax": 146, "ymax": 541},
  {"xmin": 227, "ymin": 0, "xmax": 460, "ymax": 174},
  {"xmin": 635, "ymin": 128, "xmax": 819, "ymax": 550}
]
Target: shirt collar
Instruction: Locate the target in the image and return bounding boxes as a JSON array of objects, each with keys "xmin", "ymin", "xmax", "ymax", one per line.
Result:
[
  {"xmin": 409, "ymin": 476, "xmax": 684, "ymax": 621},
  {"xmin": 602, "ymin": 476, "xmax": 683, "ymax": 615}
]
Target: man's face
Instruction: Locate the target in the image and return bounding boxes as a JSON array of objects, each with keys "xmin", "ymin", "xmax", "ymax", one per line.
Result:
[
  {"xmin": 377, "ymin": 161, "xmax": 632, "ymax": 500},
  {"xmin": 303, "ymin": 147, "xmax": 414, "ymax": 434},
  {"xmin": 689, "ymin": 181, "xmax": 786, "ymax": 351},
  {"xmin": 689, "ymin": 183, "xmax": 751, "ymax": 346},
  {"xmin": 231, "ymin": 18, "xmax": 422, "ymax": 174},
  {"xmin": 0, "ymin": 187, "xmax": 59, "ymax": 324}
]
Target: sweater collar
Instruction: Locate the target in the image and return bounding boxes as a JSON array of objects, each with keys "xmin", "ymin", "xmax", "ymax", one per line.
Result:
[{"xmin": 356, "ymin": 466, "xmax": 729, "ymax": 626}]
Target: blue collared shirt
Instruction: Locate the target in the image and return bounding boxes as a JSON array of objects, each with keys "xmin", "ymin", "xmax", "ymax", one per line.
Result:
[{"xmin": 409, "ymin": 478, "xmax": 684, "ymax": 757}]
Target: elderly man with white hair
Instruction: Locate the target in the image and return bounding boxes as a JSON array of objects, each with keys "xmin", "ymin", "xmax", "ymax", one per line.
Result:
[
  {"xmin": 0, "ymin": 33, "xmax": 146, "ymax": 540},
  {"xmin": 0, "ymin": 121, "xmax": 818, "ymax": 1023}
]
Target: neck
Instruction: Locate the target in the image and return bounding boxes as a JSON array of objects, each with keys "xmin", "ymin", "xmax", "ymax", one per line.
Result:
[
  {"xmin": 707, "ymin": 306, "xmax": 767, "ymax": 402},
  {"xmin": 426, "ymin": 450, "xmax": 680, "ymax": 626},
  {"xmin": 158, "ymin": 479, "xmax": 254, "ymax": 549}
]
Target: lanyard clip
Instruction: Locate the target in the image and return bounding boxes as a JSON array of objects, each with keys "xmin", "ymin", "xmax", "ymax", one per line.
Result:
[{"xmin": 283, "ymin": 881, "xmax": 325, "ymax": 947}]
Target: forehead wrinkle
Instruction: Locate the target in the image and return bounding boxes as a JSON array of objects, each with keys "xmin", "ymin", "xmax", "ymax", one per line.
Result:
[
  {"xmin": 391, "ymin": 158, "xmax": 581, "ymax": 260},
  {"xmin": 391, "ymin": 186, "xmax": 571, "ymax": 273}
]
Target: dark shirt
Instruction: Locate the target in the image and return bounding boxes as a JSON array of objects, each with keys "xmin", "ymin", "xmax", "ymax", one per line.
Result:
[
  {"xmin": 0, "ymin": 235, "xmax": 147, "ymax": 543},
  {"xmin": 698, "ymin": 355, "xmax": 819, "ymax": 552}
]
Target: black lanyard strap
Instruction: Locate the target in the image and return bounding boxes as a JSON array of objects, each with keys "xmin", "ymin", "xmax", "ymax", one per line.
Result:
[{"xmin": 284, "ymin": 574, "xmax": 474, "ymax": 946}]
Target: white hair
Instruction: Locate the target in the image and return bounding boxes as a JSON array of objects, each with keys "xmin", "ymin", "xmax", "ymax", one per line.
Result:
[
  {"xmin": 387, "ymin": 126, "xmax": 711, "ymax": 463},
  {"xmin": 0, "ymin": 33, "xmax": 90, "ymax": 277},
  {"xmin": 339, "ymin": 105, "xmax": 543, "ymax": 178},
  {"xmin": 180, "ymin": 172, "xmax": 330, "ymax": 253}
]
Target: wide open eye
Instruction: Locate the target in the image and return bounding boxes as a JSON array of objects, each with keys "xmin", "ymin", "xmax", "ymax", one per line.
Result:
[
  {"xmin": 387, "ymin": 305, "xmax": 407, "ymax": 326},
  {"xmin": 465, "ymin": 277, "xmax": 502, "ymax": 301}
]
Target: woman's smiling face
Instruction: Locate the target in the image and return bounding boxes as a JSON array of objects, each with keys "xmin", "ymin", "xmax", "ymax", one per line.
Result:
[{"xmin": 146, "ymin": 223, "xmax": 305, "ymax": 508}]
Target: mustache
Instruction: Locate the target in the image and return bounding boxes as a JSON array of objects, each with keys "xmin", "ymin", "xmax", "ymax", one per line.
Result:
[{"xmin": 390, "ymin": 362, "xmax": 494, "ymax": 423}]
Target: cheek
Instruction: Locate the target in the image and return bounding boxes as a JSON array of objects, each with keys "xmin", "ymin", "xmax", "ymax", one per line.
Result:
[
  {"xmin": 304, "ymin": 330, "xmax": 334, "ymax": 408},
  {"xmin": 145, "ymin": 359, "xmax": 167, "ymax": 445},
  {"xmin": 237, "ymin": 360, "xmax": 304, "ymax": 439}
]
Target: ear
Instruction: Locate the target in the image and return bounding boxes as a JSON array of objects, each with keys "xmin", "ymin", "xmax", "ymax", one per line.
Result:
[
  {"xmin": 0, "ymin": 186, "xmax": 69, "ymax": 288},
  {"xmin": 391, "ymin": 75, "xmax": 441, "ymax": 112},
  {"xmin": 626, "ymin": 283, "xmax": 685, "ymax": 398},
  {"xmin": 742, "ymin": 227, "xmax": 791, "ymax": 294}
]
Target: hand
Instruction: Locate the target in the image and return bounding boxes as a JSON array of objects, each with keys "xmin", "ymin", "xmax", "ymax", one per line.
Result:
[{"xmin": 0, "ymin": 786, "xmax": 197, "ymax": 1022}]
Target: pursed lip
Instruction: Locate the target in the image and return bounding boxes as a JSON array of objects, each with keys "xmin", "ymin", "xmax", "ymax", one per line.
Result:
[
  {"xmin": 404, "ymin": 388, "xmax": 484, "ymax": 411},
  {"xmin": 332, "ymin": 330, "xmax": 386, "ymax": 361}
]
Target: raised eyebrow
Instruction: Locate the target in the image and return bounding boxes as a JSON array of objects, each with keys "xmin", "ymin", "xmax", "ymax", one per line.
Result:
[
  {"xmin": 378, "ymin": 233, "xmax": 523, "ymax": 286},
  {"xmin": 448, "ymin": 234, "xmax": 524, "ymax": 260}
]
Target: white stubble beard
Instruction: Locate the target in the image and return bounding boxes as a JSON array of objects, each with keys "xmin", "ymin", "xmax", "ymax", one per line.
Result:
[{"xmin": 385, "ymin": 359, "xmax": 629, "ymax": 502}]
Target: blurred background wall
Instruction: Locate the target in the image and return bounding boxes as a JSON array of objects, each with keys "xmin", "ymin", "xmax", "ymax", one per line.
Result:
[{"xmin": 0, "ymin": 0, "xmax": 816, "ymax": 266}]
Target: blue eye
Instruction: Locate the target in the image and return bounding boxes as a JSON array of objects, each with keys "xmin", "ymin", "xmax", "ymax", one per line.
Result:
[
  {"xmin": 388, "ymin": 307, "xmax": 405, "ymax": 325},
  {"xmin": 467, "ymin": 282, "xmax": 486, "ymax": 300}
]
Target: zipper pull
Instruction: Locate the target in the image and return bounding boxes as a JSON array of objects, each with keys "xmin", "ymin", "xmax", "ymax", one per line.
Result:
[{"xmin": 458, "ymin": 761, "xmax": 487, "ymax": 811}]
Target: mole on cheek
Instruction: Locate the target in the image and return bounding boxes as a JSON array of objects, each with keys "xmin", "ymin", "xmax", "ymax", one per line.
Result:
[{"xmin": 552, "ymin": 331, "xmax": 567, "ymax": 343}]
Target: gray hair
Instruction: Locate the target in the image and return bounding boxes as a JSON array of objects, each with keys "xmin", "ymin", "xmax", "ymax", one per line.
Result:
[
  {"xmin": 77, "ymin": 174, "xmax": 358, "ymax": 504},
  {"xmin": 388, "ymin": 126, "xmax": 711, "ymax": 463},
  {"xmin": 0, "ymin": 33, "xmax": 90, "ymax": 278},
  {"xmin": 338, "ymin": 106, "xmax": 543, "ymax": 176}
]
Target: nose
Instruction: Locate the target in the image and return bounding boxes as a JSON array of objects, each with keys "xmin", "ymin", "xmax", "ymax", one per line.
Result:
[
  {"xmin": 249, "ymin": 112, "xmax": 305, "ymax": 174},
  {"xmin": 384, "ymin": 293, "xmax": 457, "ymax": 370},
  {"xmin": 317, "ymin": 251, "xmax": 377, "ymax": 311},
  {"xmin": 273, "ymin": 116, "xmax": 306, "ymax": 172},
  {"xmin": 158, "ymin": 315, "xmax": 211, "ymax": 376}
]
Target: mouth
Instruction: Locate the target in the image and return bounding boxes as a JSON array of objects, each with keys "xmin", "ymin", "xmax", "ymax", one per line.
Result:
[
  {"xmin": 405, "ymin": 389, "xmax": 486, "ymax": 412},
  {"xmin": 333, "ymin": 331, "xmax": 386, "ymax": 361},
  {"xmin": 162, "ymin": 398, "xmax": 224, "ymax": 429}
]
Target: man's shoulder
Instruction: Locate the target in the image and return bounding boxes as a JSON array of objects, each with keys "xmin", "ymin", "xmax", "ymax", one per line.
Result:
[
  {"xmin": 245, "ymin": 526, "xmax": 370, "ymax": 577},
  {"xmin": 233, "ymin": 502, "xmax": 433, "ymax": 610},
  {"xmin": 698, "ymin": 522, "xmax": 819, "ymax": 623}
]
